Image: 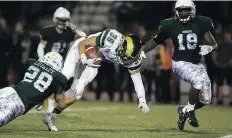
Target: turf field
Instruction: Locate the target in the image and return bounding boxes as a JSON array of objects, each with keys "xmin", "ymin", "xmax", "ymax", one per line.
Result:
[{"xmin": 1, "ymin": 101, "xmax": 232, "ymax": 138}]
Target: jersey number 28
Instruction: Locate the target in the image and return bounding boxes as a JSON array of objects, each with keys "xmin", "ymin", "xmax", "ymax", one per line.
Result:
[
  {"xmin": 177, "ymin": 33, "xmax": 198, "ymax": 50},
  {"xmin": 23, "ymin": 66, "xmax": 53, "ymax": 92}
]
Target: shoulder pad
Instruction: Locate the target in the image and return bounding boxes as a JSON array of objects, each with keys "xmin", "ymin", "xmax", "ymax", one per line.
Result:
[{"xmin": 159, "ymin": 18, "xmax": 175, "ymax": 31}]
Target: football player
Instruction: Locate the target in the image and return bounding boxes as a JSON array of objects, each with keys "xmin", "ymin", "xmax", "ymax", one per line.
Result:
[
  {"xmin": 0, "ymin": 52, "xmax": 70, "ymax": 127},
  {"xmin": 36, "ymin": 7, "xmax": 86, "ymax": 112},
  {"xmin": 43, "ymin": 29, "xmax": 150, "ymax": 131},
  {"xmin": 143, "ymin": 0, "xmax": 217, "ymax": 130}
]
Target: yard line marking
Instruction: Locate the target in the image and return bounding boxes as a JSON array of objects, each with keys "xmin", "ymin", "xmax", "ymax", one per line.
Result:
[
  {"xmin": 27, "ymin": 106, "xmax": 119, "ymax": 114},
  {"xmin": 128, "ymin": 116, "xmax": 136, "ymax": 119},
  {"xmin": 219, "ymin": 135, "xmax": 232, "ymax": 138}
]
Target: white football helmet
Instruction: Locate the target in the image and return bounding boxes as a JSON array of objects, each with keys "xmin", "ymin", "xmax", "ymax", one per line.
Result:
[
  {"xmin": 41, "ymin": 52, "xmax": 63, "ymax": 71},
  {"xmin": 53, "ymin": 7, "xmax": 70, "ymax": 30},
  {"xmin": 175, "ymin": 0, "xmax": 196, "ymax": 23}
]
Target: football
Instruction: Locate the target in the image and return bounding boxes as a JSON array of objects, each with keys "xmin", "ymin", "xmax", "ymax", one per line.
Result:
[{"xmin": 85, "ymin": 46, "xmax": 102, "ymax": 65}]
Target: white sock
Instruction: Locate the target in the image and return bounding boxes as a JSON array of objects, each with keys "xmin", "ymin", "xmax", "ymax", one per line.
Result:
[
  {"xmin": 48, "ymin": 99, "xmax": 55, "ymax": 109},
  {"xmin": 182, "ymin": 102, "xmax": 195, "ymax": 113}
]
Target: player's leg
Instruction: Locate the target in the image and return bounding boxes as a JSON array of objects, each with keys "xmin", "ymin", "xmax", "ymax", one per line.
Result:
[
  {"xmin": 47, "ymin": 95, "xmax": 55, "ymax": 113},
  {"xmin": 44, "ymin": 66, "xmax": 98, "ymax": 131},
  {"xmin": 0, "ymin": 87, "xmax": 25, "ymax": 127},
  {"xmin": 172, "ymin": 61, "xmax": 212, "ymax": 130}
]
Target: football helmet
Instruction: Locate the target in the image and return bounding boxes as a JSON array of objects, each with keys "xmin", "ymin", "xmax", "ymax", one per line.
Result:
[
  {"xmin": 175, "ymin": 0, "xmax": 196, "ymax": 23},
  {"xmin": 41, "ymin": 52, "xmax": 63, "ymax": 71},
  {"xmin": 116, "ymin": 34, "xmax": 143, "ymax": 66},
  {"xmin": 53, "ymin": 7, "xmax": 70, "ymax": 30}
]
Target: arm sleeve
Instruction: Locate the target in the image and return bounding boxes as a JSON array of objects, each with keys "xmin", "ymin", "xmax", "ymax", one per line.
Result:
[
  {"xmin": 153, "ymin": 20, "xmax": 169, "ymax": 44},
  {"xmin": 203, "ymin": 17, "xmax": 214, "ymax": 32},
  {"xmin": 130, "ymin": 72, "xmax": 145, "ymax": 99}
]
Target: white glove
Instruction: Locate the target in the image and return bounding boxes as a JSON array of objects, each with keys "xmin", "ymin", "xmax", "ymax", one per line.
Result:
[
  {"xmin": 80, "ymin": 54, "xmax": 101, "ymax": 68},
  {"xmin": 199, "ymin": 45, "xmax": 213, "ymax": 55},
  {"xmin": 138, "ymin": 98, "xmax": 150, "ymax": 113}
]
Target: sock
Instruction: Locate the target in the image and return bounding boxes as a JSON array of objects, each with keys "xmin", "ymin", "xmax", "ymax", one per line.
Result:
[
  {"xmin": 51, "ymin": 108, "xmax": 62, "ymax": 118},
  {"xmin": 48, "ymin": 99, "xmax": 55, "ymax": 108},
  {"xmin": 182, "ymin": 102, "xmax": 195, "ymax": 113}
]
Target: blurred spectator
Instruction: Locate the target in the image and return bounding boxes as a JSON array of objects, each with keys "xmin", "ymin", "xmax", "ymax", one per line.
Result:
[
  {"xmin": 11, "ymin": 20, "xmax": 31, "ymax": 84},
  {"xmin": 0, "ymin": 17, "xmax": 12, "ymax": 88},
  {"xmin": 154, "ymin": 44, "xmax": 172, "ymax": 104},
  {"xmin": 214, "ymin": 30, "xmax": 232, "ymax": 105},
  {"xmin": 95, "ymin": 61, "xmax": 115, "ymax": 101},
  {"xmin": 117, "ymin": 66, "xmax": 134, "ymax": 102}
]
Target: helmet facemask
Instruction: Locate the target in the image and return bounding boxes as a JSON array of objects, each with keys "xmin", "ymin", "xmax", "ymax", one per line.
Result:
[
  {"xmin": 116, "ymin": 35, "xmax": 142, "ymax": 66},
  {"xmin": 175, "ymin": 6, "xmax": 195, "ymax": 23},
  {"xmin": 55, "ymin": 18, "xmax": 69, "ymax": 30}
]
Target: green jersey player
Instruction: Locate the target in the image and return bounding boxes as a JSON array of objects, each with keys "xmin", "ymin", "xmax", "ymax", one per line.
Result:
[
  {"xmin": 43, "ymin": 29, "xmax": 150, "ymax": 131},
  {"xmin": 0, "ymin": 52, "xmax": 67, "ymax": 127},
  {"xmin": 144, "ymin": 0, "xmax": 217, "ymax": 130}
]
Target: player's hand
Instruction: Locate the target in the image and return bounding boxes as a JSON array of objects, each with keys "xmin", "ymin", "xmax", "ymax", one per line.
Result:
[
  {"xmin": 138, "ymin": 98, "xmax": 150, "ymax": 113},
  {"xmin": 140, "ymin": 51, "xmax": 146, "ymax": 59},
  {"xmin": 199, "ymin": 45, "xmax": 213, "ymax": 55},
  {"xmin": 80, "ymin": 54, "xmax": 101, "ymax": 68}
]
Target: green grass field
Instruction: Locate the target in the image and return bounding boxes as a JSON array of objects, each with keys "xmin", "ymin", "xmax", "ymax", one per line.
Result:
[{"xmin": 1, "ymin": 101, "xmax": 232, "ymax": 138}]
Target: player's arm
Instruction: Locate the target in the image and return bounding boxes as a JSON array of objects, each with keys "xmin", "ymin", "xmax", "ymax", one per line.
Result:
[
  {"xmin": 78, "ymin": 36, "xmax": 97, "ymax": 56},
  {"xmin": 37, "ymin": 28, "xmax": 48, "ymax": 60},
  {"xmin": 203, "ymin": 31, "xmax": 218, "ymax": 50},
  {"xmin": 143, "ymin": 21, "xmax": 169, "ymax": 53},
  {"xmin": 199, "ymin": 17, "xmax": 218, "ymax": 55},
  {"xmin": 128, "ymin": 62, "xmax": 149, "ymax": 113}
]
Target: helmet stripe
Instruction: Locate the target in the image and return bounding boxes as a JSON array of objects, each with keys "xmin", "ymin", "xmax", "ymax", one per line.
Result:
[{"xmin": 125, "ymin": 36, "xmax": 134, "ymax": 56}]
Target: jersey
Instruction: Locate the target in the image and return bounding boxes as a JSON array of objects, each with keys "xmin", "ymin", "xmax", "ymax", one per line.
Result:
[
  {"xmin": 154, "ymin": 16, "xmax": 214, "ymax": 64},
  {"xmin": 40, "ymin": 25, "xmax": 76, "ymax": 58},
  {"xmin": 13, "ymin": 59, "xmax": 67, "ymax": 113},
  {"xmin": 95, "ymin": 29, "xmax": 142, "ymax": 72}
]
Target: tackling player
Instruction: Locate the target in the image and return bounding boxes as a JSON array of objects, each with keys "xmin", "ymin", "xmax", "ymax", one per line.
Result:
[
  {"xmin": 0, "ymin": 52, "xmax": 70, "ymax": 127},
  {"xmin": 36, "ymin": 7, "xmax": 86, "ymax": 112},
  {"xmin": 143, "ymin": 0, "xmax": 217, "ymax": 130},
  {"xmin": 43, "ymin": 29, "xmax": 150, "ymax": 131}
]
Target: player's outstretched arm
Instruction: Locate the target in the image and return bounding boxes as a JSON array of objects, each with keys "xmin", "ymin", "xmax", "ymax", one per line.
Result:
[
  {"xmin": 143, "ymin": 39, "xmax": 158, "ymax": 53},
  {"xmin": 129, "ymin": 70, "xmax": 149, "ymax": 113}
]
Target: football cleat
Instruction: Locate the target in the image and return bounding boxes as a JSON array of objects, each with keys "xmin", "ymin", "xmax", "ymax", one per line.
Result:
[
  {"xmin": 186, "ymin": 110, "xmax": 199, "ymax": 127},
  {"xmin": 177, "ymin": 106, "xmax": 187, "ymax": 130},
  {"xmin": 43, "ymin": 113, "xmax": 58, "ymax": 132}
]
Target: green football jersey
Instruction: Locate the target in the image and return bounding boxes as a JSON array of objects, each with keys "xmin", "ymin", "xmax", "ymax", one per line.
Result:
[
  {"xmin": 13, "ymin": 59, "xmax": 67, "ymax": 113},
  {"xmin": 154, "ymin": 16, "xmax": 214, "ymax": 64}
]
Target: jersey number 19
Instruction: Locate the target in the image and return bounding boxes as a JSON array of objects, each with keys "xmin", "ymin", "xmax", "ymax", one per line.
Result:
[
  {"xmin": 177, "ymin": 33, "xmax": 198, "ymax": 50},
  {"xmin": 23, "ymin": 66, "xmax": 53, "ymax": 92}
]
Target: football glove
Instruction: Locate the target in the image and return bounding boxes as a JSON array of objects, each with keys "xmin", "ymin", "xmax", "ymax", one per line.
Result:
[
  {"xmin": 138, "ymin": 98, "xmax": 150, "ymax": 113},
  {"xmin": 199, "ymin": 45, "xmax": 213, "ymax": 56},
  {"xmin": 80, "ymin": 54, "xmax": 101, "ymax": 68}
]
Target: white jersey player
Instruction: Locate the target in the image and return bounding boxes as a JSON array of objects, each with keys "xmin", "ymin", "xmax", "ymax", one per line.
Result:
[{"xmin": 43, "ymin": 29, "xmax": 149, "ymax": 131}]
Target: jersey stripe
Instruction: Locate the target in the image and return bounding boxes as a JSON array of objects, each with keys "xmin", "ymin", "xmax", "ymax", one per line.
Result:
[{"xmin": 100, "ymin": 29, "xmax": 110, "ymax": 46}]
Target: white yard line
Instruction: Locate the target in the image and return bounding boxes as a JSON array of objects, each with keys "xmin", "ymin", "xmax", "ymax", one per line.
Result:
[
  {"xmin": 28, "ymin": 106, "xmax": 119, "ymax": 114},
  {"xmin": 218, "ymin": 135, "xmax": 232, "ymax": 138}
]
